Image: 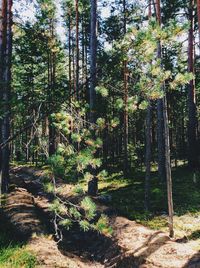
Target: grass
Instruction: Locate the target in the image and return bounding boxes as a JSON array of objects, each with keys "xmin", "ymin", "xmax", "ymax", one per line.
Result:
[
  {"xmin": 0, "ymin": 218, "xmax": 37, "ymax": 268},
  {"xmin": 97, "ymin": 165, "xmax": 200, "ymax": 239}
]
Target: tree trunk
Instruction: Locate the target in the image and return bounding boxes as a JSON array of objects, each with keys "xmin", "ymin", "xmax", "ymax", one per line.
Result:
[
  {"xmin": 188, "ymin": 0, "xmax": 197, "ymax": 169},
  {"xmin": 156, "ymin": 0, "xmax": 174, "ymax": 238},
  {"xmin": 88, "ymin": 0, "xmax": 98, "ymax": 196},
  {"xmin": 144, "ymin": 102, "xmax": 152, "ymax": 210},
  {"xmin": 123, "ymin": 0, "xmax": 129, "ymax": 176},
  {"xmin": 68, "ymin": 12, "xmax": 72, "ymax": 100},
  {"xmin": 144, "ymin": 0, "xmax": 152, "ymax": 211},
  {"xmin": 155, "ymin": 1, "xmax": 166, "ymax": 182},
  {"xmin": 75, "ymin": 0, "xmax": 79, "ymax": 100},
  {"xmin": 0, "ymin": 0, "xmax": 13, "ymax": 193},
  {"xmin": 89, "ymin": 0, "xmax": 97, "ymax": 124},
  {"xmin": 197, "ymin": 0, "xmax": 200, "ymax": 49}
]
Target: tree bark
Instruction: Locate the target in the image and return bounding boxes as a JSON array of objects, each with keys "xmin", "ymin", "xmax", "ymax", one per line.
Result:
[
  {"xmin": 0, "ymin": 0, "xmax": 13, "ymax": 193},
  {"xmin": 155, "ymin": 0, "xmax": 174, "ymax": 237},
  {"xmin": 75, "ymin": 0, "xmax": 79, "ymax": 100},
  {"xmin": 144, "ymin": 102, "xmax": 152, "ymax": 210},
  {"xmin": 123, "ymin": 0, "xmax": 129, "ymax": 176},
  {"xmin": 144, "ymin": 0, "xmax": 152, "ymax": 211},
  {"xmin": 188, "ymin": 0, "xmax": 198, "ymax": 169},
  {"xmin": 155, "ymin": 1, "xmax": 166, "ymax": 182},
  {"xmin": 88, "ymin": 0, "xmax": 98, "ymax": 196}
]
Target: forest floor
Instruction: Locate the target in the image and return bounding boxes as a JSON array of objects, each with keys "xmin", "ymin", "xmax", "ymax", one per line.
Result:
[{"xmin": 1, "ymin": 164, "xmax": 200, "ymax": 267}]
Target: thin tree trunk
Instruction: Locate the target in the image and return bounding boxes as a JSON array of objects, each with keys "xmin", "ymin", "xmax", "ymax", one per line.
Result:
[
  {"xmin": 123, "ymin": 0, "xmax": 129, "ymax": 176},
  {"xmin": 68, "ymin": 13, "xmax": 72, "ymax": 100},
  {"xmin": 75, "ymin": 0, "xmax": 79, "ymax": 100},
  {"xmin": 145, "ymin": 102, "xmax": 152, "ymax": 210},
  {"xmin": 144, "ymin": 0, "xmax": 152, "ymax": 211},
  {"xmin": 197, "ymin": 0, "xmax": 200, "ymax": 50},
  {"xmin": 89, "ymin": 0, "xmax": 97, "ymax": 124},
  {"xmin": 88, "ymin": 0, "xmax": 98, "ymax": 196},
  {"xmin": 155, "ymin": 0, "xmax": 166, "ymax": 182},
  {"xmin": 0, "ymin": 0, "xmax": 12, "ymax": 193},
  {"xmin": 156, "ymin": 0, "xmax": 174, "ymax": 237},
  {"xmin": 188, "ymin": 0, "xmax": 197, "ymax": 169}
]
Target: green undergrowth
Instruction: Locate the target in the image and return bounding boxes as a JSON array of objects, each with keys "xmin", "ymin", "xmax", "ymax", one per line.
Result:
[
  {"xmin": 0, "ymin": 218, "xmax": 37, "ymax": 268},
  {"xmin": 98, "ymin": 165, "xmax": 200, "ymax": 239},
  {"xmin": 12, "ymin": 162, "xmax": 200, "ymax": 240},
  {"xmin": 37, "ymin": 164, "xmax": 200, "ymax": 239}
]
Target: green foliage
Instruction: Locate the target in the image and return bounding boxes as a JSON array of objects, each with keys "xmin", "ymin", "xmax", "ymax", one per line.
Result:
[
  {"xmin": 48, "ymin": 155, "xmax": 65, "ymax": 177},
  {"xmin": 74, "ymin": 184, "xmax": 84, "ymax": 195},
  {"xmin": 79, "ymin": 220, "xmax": 90, "ymax": 232},
  {"xmin": 49, "ymin": 199, "xmax": 66, "ymax": 214},
  {"xmin": 69, "ymin": 207, "xmax": 82, "ymax": 220},
  {"xmin": 94, "ymin": 215, "xmax": 113, "ymax": 235},
  {"xmin": 96, "ymin": 118, "xmax": 106, "ymax": 129},
  {"xmin": 43, "ymin": 182, "xmax": 54, "ymax": 193},
  {"xmin": 59, "ymin": 219, "xmax": 72, "ymax": 230},
  {"xmin": 95, "ymin": 86, "xmax": 109, "ymax": 97},
  {"xmin": 47, "ymin": 107, "xmax": 111, "ymax": 235},
  {"xmin": 81, "ymin": 197, "xmax": 96, "ymax": 220}
]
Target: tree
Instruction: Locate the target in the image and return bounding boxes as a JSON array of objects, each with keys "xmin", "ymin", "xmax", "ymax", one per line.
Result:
[
  {"xmin": 88, "ymin": 0, "xmax": 98, "ymax": 196},
  {"xmin": 155, "ymin": 0, "xmax": 166, "ymax": 182},
  {"xmin": 187, "ymin": 0, "xmax": 198, "ymax": 169},
  {"xmin": 155, "ymin": 0, "xmax": 174, "ymax": 238},
  {"xmin": 123, "ymin": 0, "xmax": 129, "ymax": 176},
  {"xmin": 144, "ymin": 0, "xmax": 152, "ymax": 211},
  {"xmin": 75, "ymin": 0, "xmax": 79, "ymax": 99},
  {"xmin": 0, "ymin": 0, "xmax": 13, "ymax": 193}
]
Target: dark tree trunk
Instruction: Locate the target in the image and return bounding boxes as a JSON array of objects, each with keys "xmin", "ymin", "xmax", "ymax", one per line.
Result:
[
  {"xmin": 68, "ymin": 13, "xmax": 72, "ymax": 99},
  {"xmin": 155, "ymin": 1, "xmax": 166, "ymax": 182},
  {"xmin": 144, "ymin": 103, "xmax": 152, "ymax": 210},
  {"xmin": 88, "ymin": 0, "xmax": 98, "ymax": 196},
  {"xmin": 75, "ymin": 0, "xmax": 79, "ymax": 100},
  {"xmin": 188, "ymin": 0, "xmax": 198, "ymax": 169},
  {"xmin": 144, "ymin": 0, "xmax": 152, "ymax": 211},
  {"xmin": 0, "ymin": 0, "xmax": 13, "ymax": 193},
  {"xmin": 123, "ymin": 0, "xmax": 129, "ymax": 176},
  {"xmin": 156, "ymin": 0, "xmax": 174, "ymax": 237}
]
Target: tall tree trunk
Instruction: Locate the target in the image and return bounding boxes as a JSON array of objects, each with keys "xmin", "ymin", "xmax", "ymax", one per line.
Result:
[
  {"xmin": 68, "ymin": 12, "xmax": 72, "ymax": 100},
  {"xmin": 88, "ymin": 0, "xmax": 97, "ymax": 196},
  {"xmin": 156, "ymin": 0, "xmax": 174, "ymax": 237},
  {"xmin": 188, "ymin": 0, "xmax": 197, "ymax": 168},
  {"xmin": 0, "ymin": 0, "xmax": 13, "ymax": 193},
  {"xmin": 197, "ymin": 0, "xmax": 200, "ymax": 49},
  {"xmin": 123, "ymin": 0, "xmax": 129, "ymax": 176},
  {"xmin": 89, "ymin": 0, "xmax": 97, "ymax": 124},
  {"xmin": 75, "ymin": 0, "xmax": 79, "ymax": 99},
  {"xmin": 144, "ymin": 0, "xmax": 152, "ymax": 210},
  {"xmin": 48, "ymin": 21, "xmax": 56, "ymax": 156},
  {"xmin": 155, "ymin": 0, "xmax": 166, "ymax": 182}
]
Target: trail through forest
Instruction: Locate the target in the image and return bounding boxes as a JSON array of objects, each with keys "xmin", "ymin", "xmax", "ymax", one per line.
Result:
[{"xmin": 2, "ymin": 166, "xmax": 200, "ymax": 268}]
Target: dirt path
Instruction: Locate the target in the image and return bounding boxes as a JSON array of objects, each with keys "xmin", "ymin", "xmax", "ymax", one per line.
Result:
[{"xmin": 3, "ymin": 166, "xmax": 200, "ymax": 268}]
